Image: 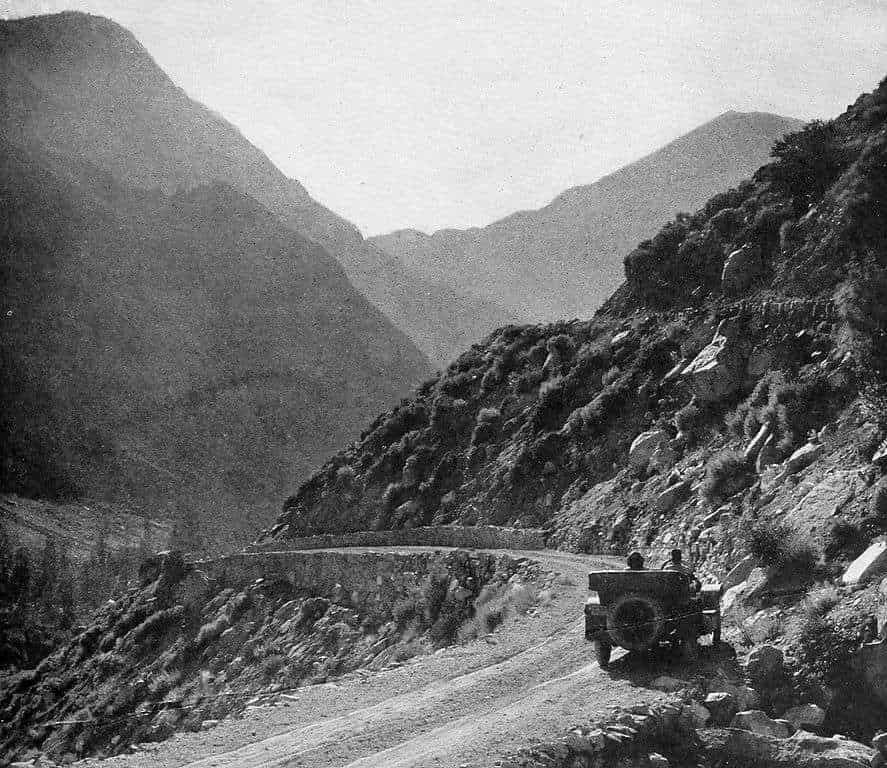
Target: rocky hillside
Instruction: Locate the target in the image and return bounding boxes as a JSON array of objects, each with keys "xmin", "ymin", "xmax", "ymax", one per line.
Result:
[
  {"xmin": 270, "ymin": 78, "xmax": 886, "ymax": 548},
  {"xmin": 267, "ymin": 80, "xmax": 887, "ymax": 729},
  {"xmin": 370, "ymin": 111, "xmax": 804, "ymax": 365},
  {"xmin": 0, "ymin": 14, "xmax": 432, "ymax": 539}
]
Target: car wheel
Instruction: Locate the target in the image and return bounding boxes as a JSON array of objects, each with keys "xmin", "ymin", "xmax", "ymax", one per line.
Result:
[{"xmin": 606, "ymin": 592, "xmax": 664, "ymax": 651}]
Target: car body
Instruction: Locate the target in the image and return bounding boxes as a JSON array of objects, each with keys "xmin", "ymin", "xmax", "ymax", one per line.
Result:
[{"xmin": 584, "ymin": 568, "xmax": 722, "ymax": 668}]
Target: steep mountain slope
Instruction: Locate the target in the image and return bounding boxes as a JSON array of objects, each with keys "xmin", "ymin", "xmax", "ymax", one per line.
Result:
[
  {"xmin": 0, "ymin": 11, "xmax": 442, "ymax": 368},
  {"xmin": 370, "ymin": 111, "xmax": 804, "ymax": 362},
  {"xmin": 0, "ymin": 134, "xmax": 430, "ymax": 542},
  {"xmin": 267, "ymin": 76, "xmax": 887, "ymax": 562}
]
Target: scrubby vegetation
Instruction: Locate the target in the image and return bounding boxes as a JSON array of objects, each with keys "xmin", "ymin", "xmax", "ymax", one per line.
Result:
[
  {"xmin": 0, "ymin": 550, "xmax": 547, "ymax": 760},
  {"xmin": 744, "ymin": 520, "xmax": 818, "ymax": 579},
  {"xmin": 268, "ymin": 77, "xmax": 887, "ymax": 549},
  {"xmin": 702, "ymin": 451, "xmax": 754, "ymax": 503}
]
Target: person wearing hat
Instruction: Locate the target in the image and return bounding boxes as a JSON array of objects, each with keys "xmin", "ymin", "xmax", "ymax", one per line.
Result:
[
  {"xmin": 663, "ymin": 549, "xmax": 700, "ymax": 591},
  {"xmin": 626, "ymin": 551, "xmax": 645, "ymax": 570}
]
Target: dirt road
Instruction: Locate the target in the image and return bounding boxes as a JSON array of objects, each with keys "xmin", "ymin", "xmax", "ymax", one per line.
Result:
[{"xmin": 79, "ymin": 548, "xmax": 670, "ymax": 768}]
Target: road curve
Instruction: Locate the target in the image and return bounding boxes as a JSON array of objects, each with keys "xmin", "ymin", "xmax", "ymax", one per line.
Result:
[{"xmin": 79, "ymin": 548, "xmax": 669, "ymax": 768}]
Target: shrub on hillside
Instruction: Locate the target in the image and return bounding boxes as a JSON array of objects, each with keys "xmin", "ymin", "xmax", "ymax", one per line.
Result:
[
  {"xmin": 727, "ymin": 370, "xmax": 836, "ymax": 454},
  {"xmin": 768, "ymin": 120, "xmax": 848, "ymax": 210},
  {"xmin": 702, "ymin": 451, "xmax": 754, "ymax": 503},
  {"xmin": 745, "ymin": 519, "xmax": 818, "ymax": 579},
  {"xmin": 429, "ymin": 396, "xmax": 472, "ymax": 438},
  {"xmin": 824, "ymin": 520, "xmax": 867, "ymax": 561},
  {"xmin": 382, "ymin": 482, "xmax": 407, "ymax": 512},
  {"xmin": 515, "ymin": 369, "xmax": 544, "ymax": 394},
  {"xmin": 470, "ymin": 408, "xmax": 501, "ymax": 447},
  {"xmin": 366, "ymin": 404, "xmax": 429, "ymax": 450},
  {"xmin": 794, "ymin": 611, "xmax": 859, "ymax": 688},
  {"xmin": 674, "ymin": 402, "xmax": 703, "ymax": 441}
]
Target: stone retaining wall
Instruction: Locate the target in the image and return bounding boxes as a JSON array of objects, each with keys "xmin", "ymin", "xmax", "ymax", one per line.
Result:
[
  {"xmin": 254, "ymin": 525, "xmax": 547, "ymax": 553},
  {"xmin": 194, "ymin": 548, "xmax": 539, "ymax": 615}
]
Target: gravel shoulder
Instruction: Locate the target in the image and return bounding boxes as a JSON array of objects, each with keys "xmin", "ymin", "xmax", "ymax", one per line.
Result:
[{"xmin": 76, "ymin": 548, "xmax": 668, "ymax": 768}]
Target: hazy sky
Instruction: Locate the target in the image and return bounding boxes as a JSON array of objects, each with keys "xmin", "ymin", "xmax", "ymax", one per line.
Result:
[{"xmin": 3, "ymin": 1, "xmax": 885, "ymax": 235}]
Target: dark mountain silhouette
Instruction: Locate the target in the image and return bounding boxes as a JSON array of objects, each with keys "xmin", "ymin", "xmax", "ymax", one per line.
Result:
[
  {"xmin": 369, "ymin": 111, "xmax": 804, "ymax": 364},
  {"xmin": 0, "ymin": 11, "xmax": 455, "ymax": 368},
  {"xmin": 0, "ymin": 13, "xmax": 431, "ymax": 541}
]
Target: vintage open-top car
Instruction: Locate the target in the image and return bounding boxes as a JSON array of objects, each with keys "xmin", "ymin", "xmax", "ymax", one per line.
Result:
[{"xmin": 584, "ymin": 567, "xmax": 722, "ymax": 668}]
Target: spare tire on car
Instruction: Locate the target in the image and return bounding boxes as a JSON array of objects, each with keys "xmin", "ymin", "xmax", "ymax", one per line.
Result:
[{"xmin": 606, "ymin": 592, "xmax": 664, "ymax": 651}]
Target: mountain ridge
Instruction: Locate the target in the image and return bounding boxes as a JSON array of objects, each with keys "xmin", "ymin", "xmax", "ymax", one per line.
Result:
[
  {"xmin": 368, "ymin": 110, "xmax": 805, "ymax": 364},
  {"xmin": 0, "ymin": 13, "xmax": 433, "ymax": 540}
]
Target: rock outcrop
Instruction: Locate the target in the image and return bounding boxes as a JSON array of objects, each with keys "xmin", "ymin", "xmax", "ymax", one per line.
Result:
[{"xmin": 681, "ymin": 318, "xmax": 747, "ymax": 402}]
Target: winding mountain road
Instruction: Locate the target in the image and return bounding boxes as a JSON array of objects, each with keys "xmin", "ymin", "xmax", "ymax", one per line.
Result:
[{"xmin": 80, "ymin": 548, "xmax": 672, "ymax": 768}]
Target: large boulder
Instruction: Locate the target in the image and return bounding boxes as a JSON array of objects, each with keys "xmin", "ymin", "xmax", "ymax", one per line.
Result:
[
  {"xmin": 782, "ymin": 703, "xmax": 826, "ymax": 730},
  {"xmin": 721, "ymin": 244, "xmax": 763, "ymax": 295},
  {"xmin": 722, "ymin": 567, "xmax": 770, "ymax": 614},
  {"xmin": 704, "ymin": 691, "xmax": 738, "ymax": 725},
  {"xmin": 785, "ymin": 443, "xmax": 825, "ymax": 475},
  {"xmin": 629, "ymin": 430, "xmax": 670, "ymax": 472},
  {"xmin": 681, "ymin": 318, "xmax": 746, "ymax": 403},
  {"xmin": 701, "ymin": 728, "xmax": 874, "ymax": 767},
  {"xmin": 745, "ymin": 645, "xmax": 785, "ymax": 684},
  {"xmin": 654, "ymin": 480, "xmax": 693, "ymax": 514},
  {"xmin": 649, "ymin": 442, "xmax": 679, "ymax": 474},
  {"xmin": 842, "ymin": 540, "xmax": 887, "ymax": 586},
  {"xmin": 724, "ymin": 555, "xmax": 760, "ymax": 590},
  {"xmin": 731, "ymin": 709, "xmax": 792, "ymax": 738}
]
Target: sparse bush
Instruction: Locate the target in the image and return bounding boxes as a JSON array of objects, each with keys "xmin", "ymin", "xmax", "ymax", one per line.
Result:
[
  {"xmin": 194, "ymin": 615, "xmax": 228, "ymax": 648},
  {"xmin": 515, "ymin": 369, "xmax": 543, "ymax": 394},
  {"xmin": 802, "ymin": 584, "xmax": 840, "ymax": 618},
  {"xmin": 824, "ymin": 520, "xmax": 867, "ymax": 561},
  {"xmin": 439, "ymin": 371, "xmax": 477, "ymax": 398},
  {"xmin": 546, "ymin": 334, "xmax": 575, "ymax": 354},
  {"xmin": 727, "ymin": 370, "xmax": 836, "ymax": 454},
  {"xmin": 470, "ymin": 408, "xmax": 500, "ymax": 447},
  {"xmin": 835, "ymin": 268, "xmax": 887, "ymax": 376},
  {"xmin": 674, "ymin": 402, "xmax": 702, "ymax": 440},
  {"xmin": 745, "ymin": 519, "xmax": 818, "ymax": 578},
  {"xmin": 768, "ymin": 120, "xmax": 848, "ymax": 210},
  {"xmin": 601, "ymin": 366, "xmax": 620, "ymax": 386},
  {"xmin": 366, "ymin": 404, "xmax": 428, "ymax": 450},
  {"xmin": 702, "ymin": 451, "xmax": 754, "ymax": 502},
  {"xmin": 392, "ymin": 597, "xmax": 419, "ymax": 628},
  {"xmin": 129, "ymin": 606, "xmax": 184, "ymax": 649},
  {"xmin": 421, "ymin": 574, "xmax": 450, "ymax": 624},
  {"xmin": 382, "ymin": 482, "xmax": 407, "ymax": 512},
  {"xmin": 261, "ymin": 653, "xmax": 285, "ymax": 677},
  {"xmin": 457, "ymin": 582, "xmax": 538, "ymax": 642},
  {"xmin": 794, "ymin": 612, "xmax": 858, "ymax": 687}
]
